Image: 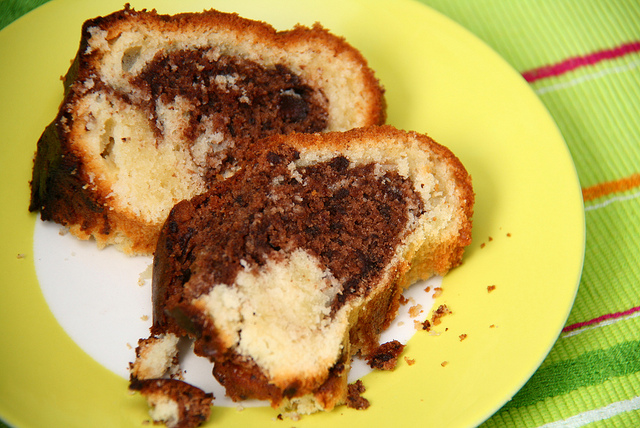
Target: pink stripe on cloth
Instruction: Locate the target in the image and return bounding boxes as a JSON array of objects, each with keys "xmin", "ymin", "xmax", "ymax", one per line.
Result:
[
  {"xmin": 563, "ymin": 306, "xmax": 640, "ymax": 333},
  {"xmin": 522, "ymin": 41, "xmax": 640, "ymax": 83}
]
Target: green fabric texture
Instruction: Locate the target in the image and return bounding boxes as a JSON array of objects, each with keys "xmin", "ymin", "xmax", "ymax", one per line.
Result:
[
  {"xmin": 502, "ymin": 340, "xmax": 640, "ymax": 410},
  {"xmin": 1, "ymin": 0, "xmax": 639, "ymax": 427}
]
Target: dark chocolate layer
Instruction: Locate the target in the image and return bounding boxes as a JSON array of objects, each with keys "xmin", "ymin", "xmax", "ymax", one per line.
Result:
[
  {"xmin": 156, "ymin": 144, "xmax": 424, "ymax": 318},
  {"xmin": 133, "ymin": 49, "xmax": 328, "ymax": 177}
]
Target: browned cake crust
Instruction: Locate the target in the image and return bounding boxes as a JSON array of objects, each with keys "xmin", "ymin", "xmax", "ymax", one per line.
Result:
[
  {"xmin": 29, "ymin": 5, "xmax": 385, "ymax": 255},
  {"xmin": 142, "ymin": 125, "xmax": 474, "ymax": 417}
]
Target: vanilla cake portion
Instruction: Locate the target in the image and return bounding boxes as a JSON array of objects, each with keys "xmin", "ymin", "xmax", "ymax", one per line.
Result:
[
  {"xmin": 29, "ymin": 5, "xmax": 385, "ymax": 255},
  {"xmin": 137, "ymin": 126, "xmax": 474, "ymax": 421},
  {"xmin": 129, "ymin": 333, "xmax": 181, "ymax": 381}
]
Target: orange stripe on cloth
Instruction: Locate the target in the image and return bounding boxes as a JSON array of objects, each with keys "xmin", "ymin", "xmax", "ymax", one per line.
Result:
[{"xmin": 582, "ymin": 173, "xmax": 640, "ymax": 202}]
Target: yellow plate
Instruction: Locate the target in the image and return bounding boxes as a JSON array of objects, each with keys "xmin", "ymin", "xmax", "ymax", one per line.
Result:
[{"xmin": 0, "ymin": 0, "xmax": 585, "ymax": 426}]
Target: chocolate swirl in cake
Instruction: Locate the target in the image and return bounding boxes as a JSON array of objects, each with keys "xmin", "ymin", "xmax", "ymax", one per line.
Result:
[
  {"xmin": 132, "ymin": 50, "xmax": 328, "ymax": 179},
  {"xmin": 154, "ymin": 144, "xmax": 424, "ymax": 323},
  {"xmin": 151, "ymin": 141, "xmax": 425, "ymax": 408}
]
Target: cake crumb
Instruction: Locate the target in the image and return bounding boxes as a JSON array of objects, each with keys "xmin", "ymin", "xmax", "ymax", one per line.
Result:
[
  {"xmin": 141, "ymin": 315, "xmax": 149, "ymax": 321},
  {"xmin": 490, "ymin": 324, "xmax": 496, "ymax": 328},
  {"xmin": 138, "ymin": 263, "xmax": 153, "ymax": 286},
  {"xmin": 507, "ymin": 232, "xmax": 512, "ymax": 237},
  {"xmin": 424, "ymin": 286, "xmax": 431, "ymax": 293},
  {"xmin": 16, "ymin": 253, "xmax": 26, "ymax": 259},
  {"xmin": 488, "ymin": 236, "xmax": 493, "ymax": 241},
  {"xmin": 459, "ymin": 334, "xmax": 467, "ymax": 341},
  {"xmin": 397, "ymin": 321, "xmax": 405, "ymax": 327},
  {"xmin": 130, "ymin": 378, "xmax": 213, "ymax": 427},
  {"xmin": 399, "ymin": 295, "xmax": 409, "ymax": 305},
  {"xmin": 288, "ymin": 413, "xmax": 301, "ymax": 421},
  {"xmin": 366, "ymin": 340, "xmax": 405, "ymax": 370},
  {"xmin": 404, "ymin": 356, "xmax": 416, "ymax": 366},
  {"xmin": 346, "ymin": 380, "xmax": 370, "ymax": 410},
  {"xmin": 432, "ymin": 287, "xmax": 443, "ymax": 298},
  {"xmin": 431, "ymin": 304, "xmax": 452, "ymax": 326},
  {"xmin": 480, "ymin": 243, "xmax": 486, "ymax": 249},
  {"xmin": 441, "ymin": 361, "xmax": 448, "ymax": 367},
  {"xmin": 415, "ymin": 320, "xmax": 424, "ymax": 330},
  {"xmin": 421, "ymin": 319, "xmax": 431, "ymax": 332},
  {"xmin": 487, "ymin": 285, "xmax": 496, "ymax": 293},
  {"xmin": 408, "ymin": 304, "xmax": 423, "ymax": 318}
]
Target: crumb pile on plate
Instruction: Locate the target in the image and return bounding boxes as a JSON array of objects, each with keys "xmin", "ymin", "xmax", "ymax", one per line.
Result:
[
  {"xmin": 130, "ymin": 126, "xmax": 473, "ymax": 426},
  {"xmin": 28, "ymin": 5, "xmax": 385, "ymax": 255}
]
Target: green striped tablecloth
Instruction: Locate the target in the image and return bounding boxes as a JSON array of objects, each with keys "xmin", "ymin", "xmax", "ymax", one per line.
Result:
[{"xmin": 1, "ymin": 1, "xmax": 639, "ymax": 427}]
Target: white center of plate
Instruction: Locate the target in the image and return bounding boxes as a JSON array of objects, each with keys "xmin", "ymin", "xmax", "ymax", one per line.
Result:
[{"xmin": 33, "ymin": 218, "xmax": 438, "ymax": 407}]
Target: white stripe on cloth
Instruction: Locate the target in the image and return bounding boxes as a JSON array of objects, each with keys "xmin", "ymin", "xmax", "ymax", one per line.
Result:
[
  {"xmin": 584, "ymin": 189, "xmax": 640, "ymax": 212},
  {"xmin": 533, "ymin": 58, "xmax": 640, "ymax": 95},
  {"xmin": 560, "ymin": 309, "xmax": 640, "ymax": 339},
  {"xmin": 536, "ymin": 395, "xmax": 640, "ymax": 428}
]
